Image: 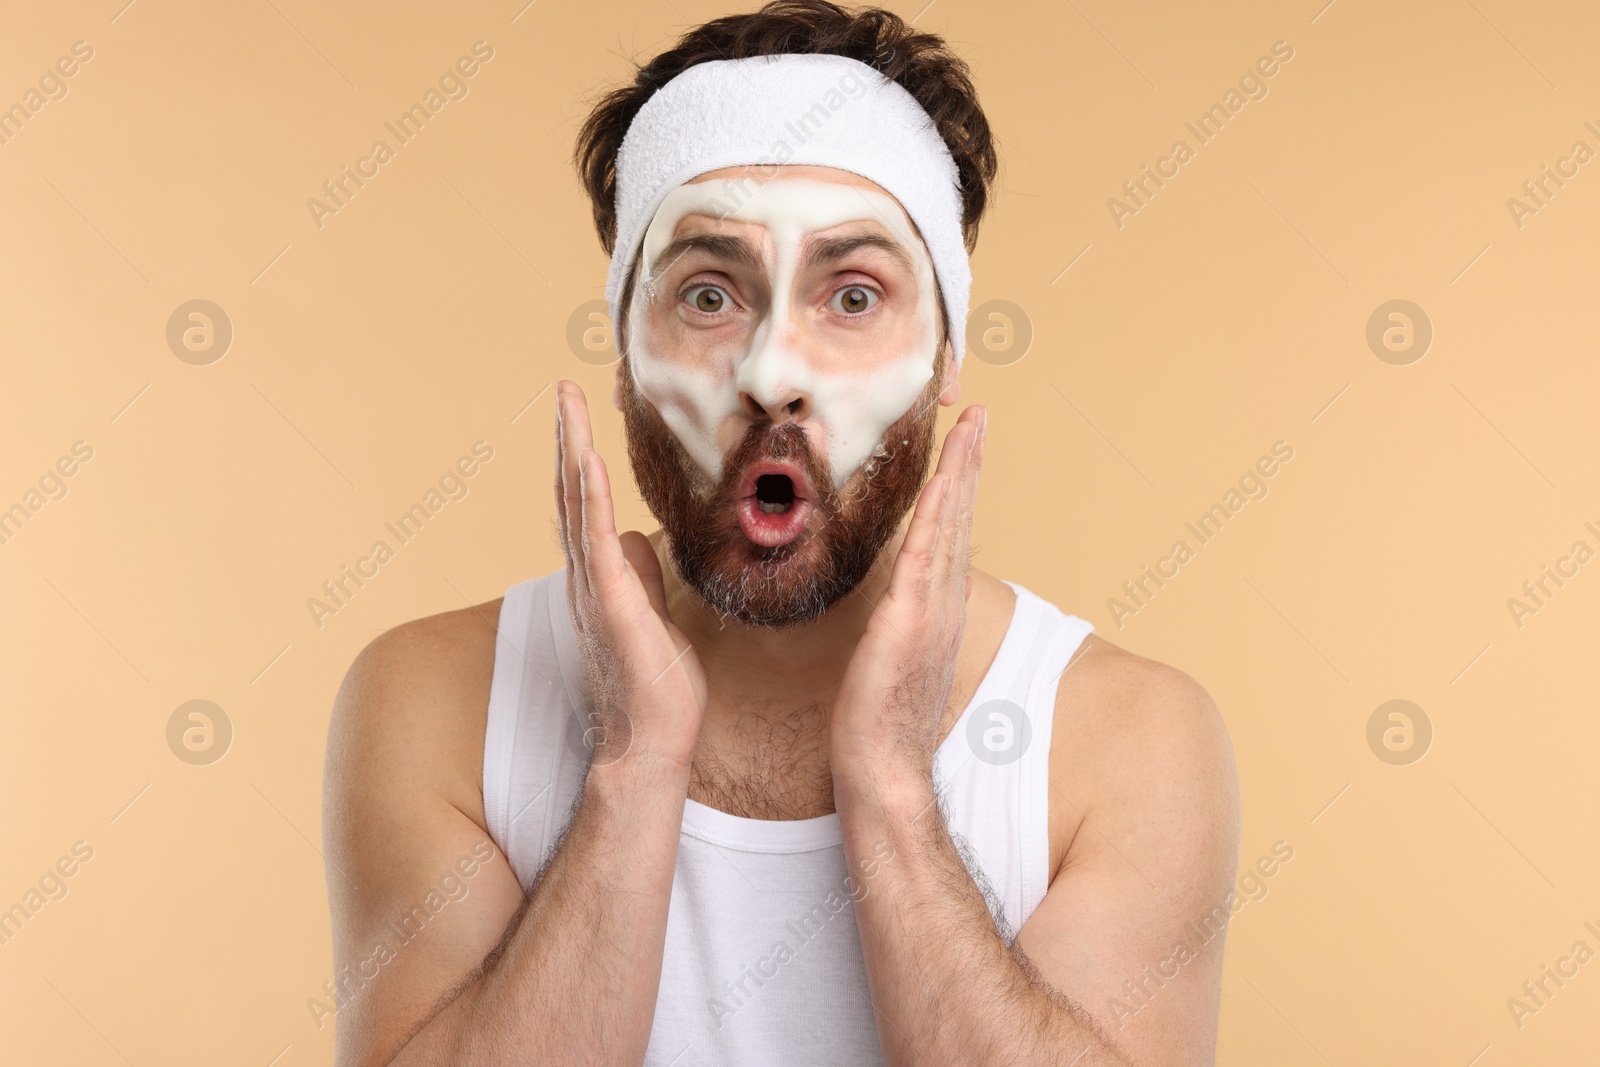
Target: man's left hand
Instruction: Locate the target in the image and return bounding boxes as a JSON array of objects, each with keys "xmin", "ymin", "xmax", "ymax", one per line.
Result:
[{"xmin": 828, "ymin": 404, "xmax": 987, "ymax": 788}]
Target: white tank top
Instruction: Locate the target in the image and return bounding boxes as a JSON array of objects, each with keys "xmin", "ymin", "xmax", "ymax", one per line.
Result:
[{"xmin": 483, "ymin": 569, "xmax": 1093, "ymax": 1065}]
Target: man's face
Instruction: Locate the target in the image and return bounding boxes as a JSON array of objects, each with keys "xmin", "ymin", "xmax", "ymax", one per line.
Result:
[{"xmin": 616, "ymin": 164, "xmax": 957, "ymax": 628}]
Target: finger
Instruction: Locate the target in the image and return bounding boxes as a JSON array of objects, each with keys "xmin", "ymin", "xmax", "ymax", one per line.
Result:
[
  {"xmin": 928, "ymin": 409, "xmax": 975, "ymax": 486},
  {"xmin": 577, "ymin": 447, "xmax": 629, "ymax": 593},
  {"xmin": 558, "ymin": 383, "xmax": 596, "ymax": 596},
  {"xmin": 620, "ymin": 530, "xmax": 671, "ymax": 623},
  {"xmin": 885, "ymin": 471, "xmax": 952, "ymax": 601},
  {"xmin": 554, "ymin": 391, "xmax": 572, "ymax": 556},
  {"xmin": 927, "ymin": 412, "xmax": 979, "ymax": 588},
  {"xmin": 957, "ymin": 406, "xmax": 985, "ymax": 512},
  {"xmin": 951, "ymin": 406, "xmax": 986, "ymax": 584},
  {"xmin": 933, "ymin": 432, "xmax": 967, "ymax": 586},
  {"xmin": 554, "ymin": 387, "xmax": 582, "ymax": 622},
  {"xmin": 900, "ymin": 414, "xmax": 972, "ymax": 593}
]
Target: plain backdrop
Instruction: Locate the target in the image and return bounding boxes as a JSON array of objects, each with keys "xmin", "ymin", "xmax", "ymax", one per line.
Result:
[{"xmin": 1, "ymin": 1, "xmax": 1596, "ymax": 1064}]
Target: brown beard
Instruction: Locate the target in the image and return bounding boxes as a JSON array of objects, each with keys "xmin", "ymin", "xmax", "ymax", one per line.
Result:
[{"xmin": 618, "ymin": 360, "xmax": 943, "ymax": 629}]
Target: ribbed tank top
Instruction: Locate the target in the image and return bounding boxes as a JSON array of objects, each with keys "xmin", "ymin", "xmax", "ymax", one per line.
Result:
[{"xmin": 482, "ymin": 569, "xmax": 1094, "ymax": 1065}]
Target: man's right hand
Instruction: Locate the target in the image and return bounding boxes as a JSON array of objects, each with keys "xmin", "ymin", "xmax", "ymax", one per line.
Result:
[{"xmin": 554, "ymin": 379, "xmax": 707, "ymax": 771}]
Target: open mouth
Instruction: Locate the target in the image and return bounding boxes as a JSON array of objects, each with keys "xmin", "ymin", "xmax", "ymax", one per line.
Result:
[
  {"xmin": 736, "ymin": 463, "xmax": 813, "ymax": 548},
  {"xmin": 755, "ymin": 473, "xmax": 796, "ymax": 514}
]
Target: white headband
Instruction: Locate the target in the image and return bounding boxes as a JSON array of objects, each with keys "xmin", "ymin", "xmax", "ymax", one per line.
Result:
[{"xmin": 605, "ymin": 51, "xmax": 972, "ymax": 365}]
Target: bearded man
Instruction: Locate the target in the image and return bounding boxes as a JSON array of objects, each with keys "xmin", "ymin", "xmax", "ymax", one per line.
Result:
[{"xmin": 322, "ymin": 3, "xmax": 1240, "ymax": 1064}]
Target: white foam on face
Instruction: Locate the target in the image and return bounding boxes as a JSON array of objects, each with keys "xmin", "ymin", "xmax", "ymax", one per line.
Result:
[{"xmin": 624, "ymin": 175, "xmax": 939, "ymax": 490}]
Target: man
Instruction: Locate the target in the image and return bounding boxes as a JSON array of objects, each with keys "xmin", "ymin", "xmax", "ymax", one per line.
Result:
[{"xmin": 322, "ymin": 2, "xmax": 1240, "ymax": 1064}]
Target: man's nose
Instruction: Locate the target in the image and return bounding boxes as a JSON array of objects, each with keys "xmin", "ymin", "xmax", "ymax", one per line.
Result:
[
  {"xmin": 738, "ymin": 387, "xmax": 811, "ymax": 423},
  {"xmin": 735, "ymin": 322, "xmax": 813, "ymax": 424}
]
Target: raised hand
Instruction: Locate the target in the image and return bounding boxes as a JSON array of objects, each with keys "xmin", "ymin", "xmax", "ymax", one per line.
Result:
[
  {"xmin": 829, "ymin": 404, "xmax": 987, "ymax": 781},
  {"xmin": 554, "ymin": 380, "xmax": 707, "ymax": 771}
]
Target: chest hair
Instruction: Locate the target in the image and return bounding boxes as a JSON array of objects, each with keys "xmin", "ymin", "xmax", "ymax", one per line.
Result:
[{"xmin": 688, "ymin": 696, "xmax": 836, "ymax": 820}]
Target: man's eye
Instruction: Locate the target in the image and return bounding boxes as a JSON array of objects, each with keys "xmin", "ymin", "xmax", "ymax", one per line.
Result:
[
  {"xmin": 829, "ymin": 286, "xmax": 878, "ymax": 315},
  {"xmin": 684, "ymin": 285, "xmax": 731, "ymax": 314}
]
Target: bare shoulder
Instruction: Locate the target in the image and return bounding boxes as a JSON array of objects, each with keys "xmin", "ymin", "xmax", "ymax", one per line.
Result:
[
  {"xmin": 324, "ymin": 598, "xmax": 505, "ymax": 839},
  {"xmin": 1046, "ymin": 632, "xmax": 1240, "ymax": 880},
  {"xmin": 333, "ymin": 597, "xmax": 505, "ymax": 707},
  {"xmin": 1052, "ymin": 634, "xmax": 1236, "ymax": 784}
]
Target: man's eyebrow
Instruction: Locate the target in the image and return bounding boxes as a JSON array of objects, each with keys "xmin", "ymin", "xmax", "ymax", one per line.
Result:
[
  {"xmin": 652, "ymin": 232, "xmax": 762, "ymax": 276},
  {"xmin": 805, "ymin": 231, "xmax": 915, "ymax": 275},
  {"xmin": 651, "ymin": 229, "xmax": 916, "ymax": 278}
]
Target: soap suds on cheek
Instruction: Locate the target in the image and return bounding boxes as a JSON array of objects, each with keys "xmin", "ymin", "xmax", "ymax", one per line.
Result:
[
  {"xmin": 808, "ymin": 253, "xmax": 939, "ymax": 487},
  {"xmin": 625, "ymin": 294, "xmax": 738, "ymax": 485},
  {"xmin": 627, "ymin": 176, "xmax": 942, "ymax": 493},
  {"xmin": 809, "ymin": 352, "xmax": 934, "ymax": 486},
  {"xmin": 624, "ymin": 182, "xmax": 767, "ymax": 486}
]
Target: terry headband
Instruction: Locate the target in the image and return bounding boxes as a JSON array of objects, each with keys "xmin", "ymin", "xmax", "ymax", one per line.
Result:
[{"xmin": 604, "ymin": 51, "xmax": 972, "ymax": 366}]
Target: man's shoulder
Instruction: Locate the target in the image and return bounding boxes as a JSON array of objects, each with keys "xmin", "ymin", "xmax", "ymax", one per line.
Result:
[
  {"xmin": 326, "ymin": 596, "xmax": 508, "ymax": 825},
  {"xmin": 1044, "ymin": 624, "xmax": 1239, "ymax": 863},
  {"xmin": 342, "ymin": 596, "xmax": 505, "ymax": 705},
  {"xmin": 336, "ymin": 567, "xmax": 568, "ymax": 703},
  {"xmin": 1052, "ymin": 632, "xmax": 1227, "ymax": 759},
  {"xmin": 328, "ymin": 567, "xmax": 578, "ymax": 766},
  {"xmin": 976, "ymin": 571, "xmax": 1231, "ymax": 786}
]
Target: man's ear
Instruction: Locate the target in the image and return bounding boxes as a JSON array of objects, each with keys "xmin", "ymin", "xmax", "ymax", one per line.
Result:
[{"xmin": 937, "ymin": 340, "xmax": 961, "ymax": 406}]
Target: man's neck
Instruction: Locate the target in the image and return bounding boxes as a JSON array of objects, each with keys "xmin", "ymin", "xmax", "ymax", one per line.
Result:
[
  {"xmin": 652, "ymin": 525, "xmax": 906, "ymax": 710},
  {"xmin": 647, "ymin": 526, "xmax": 908, "ymax": 818},
  {"xmin": 642, "ymin": 528, "xmax": 1015, "ymax": 820}
]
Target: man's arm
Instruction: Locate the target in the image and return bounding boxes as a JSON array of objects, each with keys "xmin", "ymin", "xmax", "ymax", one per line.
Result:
[
  {"xmin": 830, "ymin": 404, "xmax": 1240, "ymax": 1065},
  {"xmin": 836, "ymin": 650, "xmax": 1239, "ymax": 1066},
  {"xmin": 1012, "ymin": 645, "xmax": 1241, "ymax": 1061},
  {"xmin": 322, "ymin": 605, "xmax": 527, "ymax": 1067},
  {"xmin": 321, "ymin": 381, "xmax": 708, "ymax": 1067},
  {"xmin": 322, "ymin": 613, "xmax": 695, "ymax": 1067}
]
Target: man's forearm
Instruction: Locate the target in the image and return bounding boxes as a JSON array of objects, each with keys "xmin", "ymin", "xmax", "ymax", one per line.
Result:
[
  {"xmin": 835, "ymin": 769, "xmax": 1132, "ymax": 1067},
  {"xmin": 387, "ymin": 751, "xmax": 689, "ymax": 1067}
]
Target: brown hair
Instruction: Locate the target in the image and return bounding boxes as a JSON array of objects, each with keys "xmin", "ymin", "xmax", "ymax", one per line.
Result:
[{"xmin": 572, "ymin": 0, "xmax": 998, "ymax": 259}]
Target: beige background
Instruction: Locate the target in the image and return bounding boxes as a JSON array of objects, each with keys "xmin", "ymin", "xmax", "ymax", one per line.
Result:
[{"xmin": 2, "ymin": 0, "xmax": 1596, "ymax": 1063}]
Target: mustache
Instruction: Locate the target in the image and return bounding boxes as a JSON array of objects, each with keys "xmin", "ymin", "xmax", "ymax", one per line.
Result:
[{"xmin": 717, "ymin": 420, "xmax": 836, "ymax": 504}]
